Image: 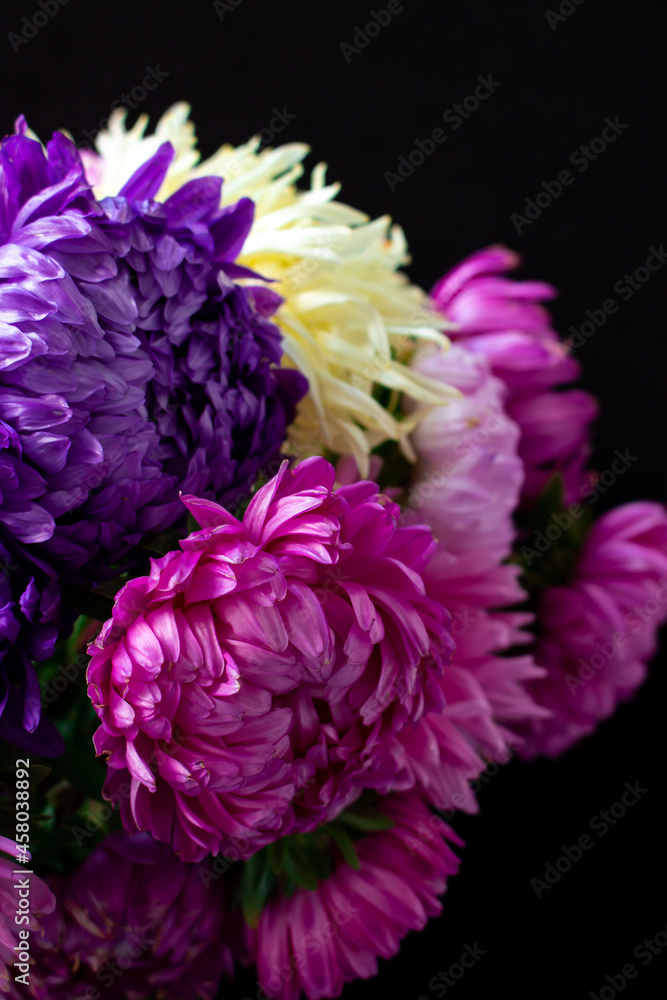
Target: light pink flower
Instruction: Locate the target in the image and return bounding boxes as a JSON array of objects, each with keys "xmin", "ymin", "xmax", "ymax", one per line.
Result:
[{"xmin": 394, "ymin": 343, "xmax": 548, "ymax": 812}]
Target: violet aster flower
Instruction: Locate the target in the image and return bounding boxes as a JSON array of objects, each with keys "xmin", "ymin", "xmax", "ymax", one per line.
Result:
[
  {"xmin": 87, "ymin": 457, "xmax": 454, "ymax": 862},
  {"xmin": 247, "ymin": 794, "xmax": 461, "ymax": 1000},
  {"xmin": 1, "ymin": 121, "xmax": 304, "ymax": 588},
  {"xmin": 517, "ymin": 502, "xmax": 667, "ymax": 757},
  {"xmin": 0, "ymin": 121, "xmax": 167, "ymax": 581},
  {"xmin": 98, "ymin": 148, "xmax": 306, "ymax": 510},
  {"xmin": 1, "ymin": 836, "xmax": 55, "ymax": 998},
  {"xmin": 27, "ymin": 831, "xmax": 234, "ymax": 1000},
  {"xmin": 395, "ymin": 343, "xmax": 548, "ymax": 810},
  {"xmin": 431, "ymin": 246, "xmax": 597, "ymax": 506}
]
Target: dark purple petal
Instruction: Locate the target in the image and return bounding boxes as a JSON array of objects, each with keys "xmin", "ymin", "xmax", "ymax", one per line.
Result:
[{"xmin": 119, "ymin": 141, "xmax": 175, "ymax": 202}]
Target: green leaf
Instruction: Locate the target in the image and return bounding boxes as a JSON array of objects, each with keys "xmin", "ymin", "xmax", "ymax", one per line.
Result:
[
  {"xmin": 27, "ymin": 764, "xmax": 52, "ymax": 785},
  {"xmin": 514, "ymin": 471, "xmax": 593, "ymax": 597},
  {"xmin": 239, "ymin": 852, "xmax": 276, "ymax": 929},
  {"xmin": 531, "ymin": 471, "xmax": 565, "ymax": 529},
  {"xmin": 339, "ymin": 804, "xmax": 395, "ymax": 832},
  {"xmin": 328, "ymin": 824, "xmax": 361, "ymax": 870},
  {"xmin": 283, "ymin": 845, "xmax": 320, "ymax": 891},
  {"xmin": 266, "ymin": 838, "xmax": 285, "ymax": 874}
]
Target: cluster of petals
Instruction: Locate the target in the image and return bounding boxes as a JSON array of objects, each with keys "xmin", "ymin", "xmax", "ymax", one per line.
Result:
[
  {"xmin": 1, "ymin": 117, "xmax": 303, "ymax": 747},
  {"xmin": 1, "ymin": 122, "xmax": 167, "ymax": 577},
  {"xmin": 26, "ymin": 831, "xmax": 233, "ymax": 1000},
  {"xmin": 98, "ymin": 142, "xmax": 305, "ymax": 512},
  {"xmin": 1, "ymin": 837, "xmax": 55, "ymax": 998},
  {"xmin": 393, "ymin": 341, "xmax": 548, "ymax": 810},
  {"xmin": 79, "ymin": 103, "xmax": 459, "ymax": 474},
  {"xmin": 87, "ymin": 457, "xmax": 454, "ymax": 861},
  {"xmin": 431, "ymin": 246, "xmax": 597, "ymax": 506},
  {"xmin": 248, "ymin": 793, "xmax": 461, "ymax": 1000},
  {"xmin": 517, "ymin": 501, "xmax": 667, "ymax": 757},
  {"xmin": 1, "ymin": 121, "xmax": 302, "ymax": 587}
]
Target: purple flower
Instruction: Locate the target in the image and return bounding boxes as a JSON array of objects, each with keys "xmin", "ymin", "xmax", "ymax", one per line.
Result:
[
  {"xmin": 0, "ymin": 121, "xmax": 165, "ymax": 579},
  {"xmin": 99, "ymin": 152, "xmax": 306, "ymax": 511},
  {"xmin": 431, "ymin": 246, "xmax": 597, "ymax": 506},
  {"xmin": 87, "ymin": 457, "xmax": 454, "ymax": 862},
  {"xmin": 1, "ymin": 120, "xmax": 305, "ymax": 721},
  {"xmin": 247, "ymin": 794, "xmax": 461, "ymax": 1000},
  {"xmin": 517, "ymin": 502, "xmax": 667, "ymax": 756},
  {"xmin": 26, "ymin": 831, "xmax": 234, "ymax": 1000},
  {"xmin": 1, "ymin": 122, "xmax": 304, "ymax": 587}
]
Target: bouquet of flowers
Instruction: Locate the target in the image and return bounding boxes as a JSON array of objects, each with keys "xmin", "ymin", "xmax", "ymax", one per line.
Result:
[{"xmin": 1, "ymin": 104, "xmax": 665, "ymax": 1000}]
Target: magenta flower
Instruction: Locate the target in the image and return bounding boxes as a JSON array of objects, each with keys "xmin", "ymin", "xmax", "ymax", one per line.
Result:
[
  {"xmin": 1, "ymin": 837, "xmax": 55, "ymax": 998},
  {"xmin": 87, "ymin": 457, "xmax": 454, "ymax": 862},
  {"xmin": 397, "ymin": 342, "xmax": 548, "ymax": 810},
  {"xmin": 431, "ymin": 246, "xmax": 597, "ymax": 506},
  {"xmin": 517, "ymin": 502, "xmax": 667, "ymax": 757},
  {"xmin": 248, "ymin": 794, "xmax": 461, "ymax": 1000},
  {"xmin": 26, "ymin": 831, "xmax": 234, "ymax": 1000}
]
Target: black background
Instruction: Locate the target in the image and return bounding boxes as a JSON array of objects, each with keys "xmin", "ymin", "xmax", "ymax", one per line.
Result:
[{"xmin": 1, "ymin": 1, "xmax": 665, "ymax": 997}]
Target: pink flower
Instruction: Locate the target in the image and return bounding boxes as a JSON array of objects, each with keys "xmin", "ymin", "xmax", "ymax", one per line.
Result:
[
  {"xmin": 394, "ymin": 343, "xmax": 548, "ymax": 812},
  {"xmin": 248, "ymin": 794, "xmax": 461, "ymax": 1000},
  {"xmin": 87, "ymin": 457, "xmax": 454, "ymax": 862},
  {"xmin": 1, "ymin": 837, "xmax": 55, "ymax": 997},
  {"xmin": 517, "ymin": 502, "xmax": 667, "ymax": 757},
  {"xmin": 431, "ymin": 246, "xmax": 597, "ymax": 506},
  {"xmin": 407, "ymin": 341, "xmax": 523, "ymax": 563},
  {"xmin": 26, "ymin": 831, "xmax": 235, "ymax": 1000}
]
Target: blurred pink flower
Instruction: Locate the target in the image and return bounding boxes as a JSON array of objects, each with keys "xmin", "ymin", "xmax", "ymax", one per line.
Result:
[
  {"xmin": 517, "ymin": 502, "xmax": 667, "ymax": 756},
  {"xmin": 1, "ymin": 837, "xmax": 55, "ymax": 998},
  {"xmin": 27, "ymin": 831, "xmax": 234, "ymax": 1000}
]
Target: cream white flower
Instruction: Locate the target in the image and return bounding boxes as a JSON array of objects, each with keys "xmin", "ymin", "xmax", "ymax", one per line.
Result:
[{"xmin": 84, "ymin": 103, "xmax": 458, "ymax": 474}]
